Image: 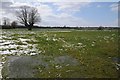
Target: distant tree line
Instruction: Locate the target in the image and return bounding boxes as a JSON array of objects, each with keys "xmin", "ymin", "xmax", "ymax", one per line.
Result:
[
  {"xmin": 1, "ymin": 17, "xmax": 17, "ymax": 29},
  {"xmin": 1, "ymin": 24, "xmax": 119, "ymax": 30},
  {"xmin": 1, "ymin": 17, "xmax": 119, "ymax": 30},
  {"xmin": 0, "ymin": 5, "xmax": 119, "ymax": 30}
]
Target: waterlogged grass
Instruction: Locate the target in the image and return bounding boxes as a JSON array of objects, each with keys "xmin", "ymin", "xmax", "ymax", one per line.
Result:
[
  {"xmin": 0, "ymin": 29, "xmax": 119, "ymax": 78},
  {"xmin": 33, "ymin": 30, "xmax": 118, "ymax": 78}
]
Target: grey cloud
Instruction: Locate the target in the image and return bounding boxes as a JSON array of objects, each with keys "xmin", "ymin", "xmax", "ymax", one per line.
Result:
[{"xmin": 0, "ymin": 2, "xmax": 15, "ymax": 15}]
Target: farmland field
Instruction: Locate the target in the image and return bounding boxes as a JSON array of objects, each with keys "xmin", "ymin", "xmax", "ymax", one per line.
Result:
[{"xmin": 0, "ymin": 29, "xmax": 119, "ymax": 78}]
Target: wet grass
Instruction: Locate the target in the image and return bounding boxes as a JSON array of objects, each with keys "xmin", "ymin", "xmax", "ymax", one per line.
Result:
[
  {"xmin": 0, "ymin": 29, "xmax": 119, "ymax": 78},
  {"xmin": 34, "ymin": 30, "xmax": 118, "ymax": 78}
]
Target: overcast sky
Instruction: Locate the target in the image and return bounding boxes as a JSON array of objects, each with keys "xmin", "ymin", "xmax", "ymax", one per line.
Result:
[{"xmin": 0, "ymin": 0, "xmax": 119, "ymax": 27}]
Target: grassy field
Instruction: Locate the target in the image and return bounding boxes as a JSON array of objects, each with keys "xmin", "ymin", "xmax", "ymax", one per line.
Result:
[{"xmin": 0, "ymin": 29, "xmax": 119, "ymax": 78}]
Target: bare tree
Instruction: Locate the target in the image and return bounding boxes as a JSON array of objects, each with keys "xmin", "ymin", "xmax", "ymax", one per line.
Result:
[
  {"xmin": 11, "ymin": 21, "xmax": 17, "ymax": 29},
  {"xmin": 98, "ymin": 26, "xmax": 104, "ymax": 30},
  {"xmin": 3, "ymin": 17, "xmax": 10, "ymax": 26},
  {"xmin": 16, "ymin": 6, "xmax": 29, "ymax": 28},
  {"xmin": 16, "ymin": 6, "xmax": 41, "ymax": 30},
  {"xmin": 2, "ymin": 17, "xmax": 11, "ymax": 29},
  {"xmin": 28, "ymin": 8, "xmax": 40, "ymax": 30}
]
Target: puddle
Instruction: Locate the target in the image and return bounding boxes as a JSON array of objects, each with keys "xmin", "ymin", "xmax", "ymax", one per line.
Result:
[
  {"xmin": 112, "ymin": 57, "xmax": 120, "ymax": 70},
  {"xmin": 2, "ymin": 56, "xmax": 48, "ymax": 78},
  {"xmin": 2, "ymin": 55, "xmax": 79, "ymax": 78},
  {"xmin": 54, "ymin": 56, "xmax": 79, "ymax": 66},
  {"xmin": 112, "ymin": 57, "xmax": 120, "ymax": 63}
]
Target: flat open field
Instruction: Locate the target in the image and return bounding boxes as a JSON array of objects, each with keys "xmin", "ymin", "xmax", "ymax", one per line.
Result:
[{"xmin": 0, "ymin": 29, "xmax": 119, "ymax": 78}]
